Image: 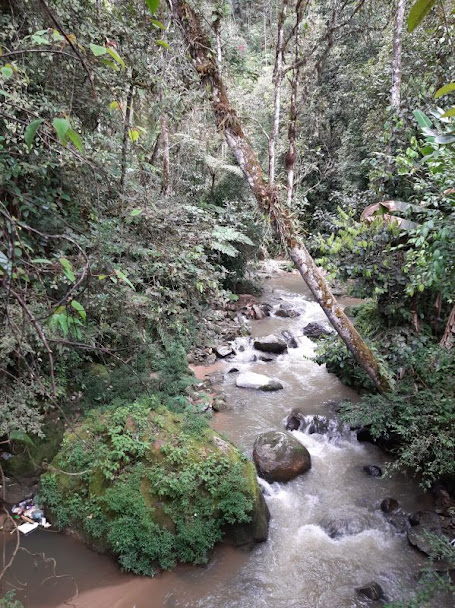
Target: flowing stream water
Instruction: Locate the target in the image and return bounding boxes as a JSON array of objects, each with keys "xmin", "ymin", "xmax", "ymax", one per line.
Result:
[{"xmin": 1, "ymin": 268, "xmax": 441, "ymax": 607}]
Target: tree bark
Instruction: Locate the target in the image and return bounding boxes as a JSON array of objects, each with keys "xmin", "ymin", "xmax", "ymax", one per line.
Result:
[
  {"xmin": 172, "ymin": 0, "xmax": 391, "ymax": 392},
  {"xmin": 269, "ymin": 0, "xmax": 288, "ymax": 185},
  {"xmin": 160, "ymin": 113, "xmax": 170, "ymax": 196},
  {"xmin": 440, "ymin": 303, "xmax": 455, "ymax": 349},
  {"xmin": 285, "ymin": 0, "xmax": 304, "ymax": 207},
  {"xmin": 391, "ymin": 0, "xmax": 406, "ymax": 110},
  {"xmin": 120, "ymin": 79, "xmax": 134, "ymax": 192}
]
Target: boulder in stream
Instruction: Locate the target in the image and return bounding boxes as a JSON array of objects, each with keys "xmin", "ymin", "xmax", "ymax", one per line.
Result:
[
  {"xmin": 302, "ymin": 322, "xmax": 332, "ymax": 340},
  {"xmin": 253, "ymin": 334, "xmax": 288, "ymax": 354},
  {"xmin": 407, "ymin": 511, "xmax": 443, "ymax": 555},
  {"xmin": 253, "ymin": 431, "xmax": 311, "ymax": 482},
  {"xmin": 39, "ymin": 404, "xmax": 268, "ymax": 575},
  {"xmin": 236, "ymin": 372, "xmax": 283, "ymax": 391},
  {"xmin": 215, "ymin": 344, "xmax": 233, "ymax": 358},
  {"xmin": 355, "ymin": 581, "xmax": 384, "ymax": 601},
  {"xmin": 274, "ymin": 304, "xmax": 300, "ymax": 318}
]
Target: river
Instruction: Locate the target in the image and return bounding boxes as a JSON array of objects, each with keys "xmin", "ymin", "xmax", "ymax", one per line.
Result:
[{"xmin": 1, "ymin": 268, "xmax": 441, "ymax": 607}]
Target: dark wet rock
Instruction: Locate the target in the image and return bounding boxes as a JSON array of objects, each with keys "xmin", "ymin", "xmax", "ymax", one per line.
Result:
[
  {"xmin": 236, "ymin": 372, "xmax": 283, "ymax": 391},
  {"xmin": 215, "ymin": 344, "xmax": 233, "ymax": 358},
  {"xmin": 299, "ymin": 414, "xmax": 348, "ymax": 440},
  {"xmin": 274, "ymin": 304, "xmax": 300, "ymax": 318},
  {"xmin": 380, "ymin": 498, "xmax": 399, "ymax": 513},
  {"xmin": 302, "ymin": 322, "xmax": 332, "ymax": 340},
  {"xmin": 253, "ymin": 431, "xmax": 311, "ymax": 483},
  {"xmin": 364, "ymin": 465, "xmax": 383, "ymax": 478},
  {"xmin": 285, "ymin": 409, "xmax": 304, "ymax": 431},
  {"xmin": 356, "ymin": 427, "xmax": 402, "ymax": 452},
  {"xmin": 355, "ymin": 582, "xmax": 384, "ymax": 601},
  {"xmin": 321, "ymin": 517, "xmax": 367, "ymax": 539},
  {"xmin": 227, "ymin": 367, "xmax": 239, "ymax": 374},
  {"xmin": 224, "ymin": 483, "xmax": 271, "ymax": 548},
  {"xmin": 281, "ymin": 330, "xmax": 298, "ymax": 349},
  {"xmin": 253, "ymin": 334, "xmax": 288, "ymax": 354},
  {"xmin": 408, "ymin": 511, "xmax": 443, "ymax": 555},
  {"xmin": 379, "ymin": 498, "xmax": 410, "ymax": 532},
  {"xmin": 258, "ymin": 354, "xmax": 276, "ymax": 362}
]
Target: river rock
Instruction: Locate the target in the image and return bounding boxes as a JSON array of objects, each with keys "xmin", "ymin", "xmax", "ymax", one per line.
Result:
[
  {"xmin": 281, "ymin": 330, "xmax": 298, "ymax": 349},
  {"xmin": 355, "ymin": 581, "xmax": 384, "ymax": 601},
  {"xmin": 364, "ymin": 465, "xmax": 382, "ymax": 478},
  {"xmin": 253, "ymin": 431, "xmax": 311, "ymax": 482},
  {"xmin": 253, "ymin": 334, "xmax": 288, "ymax": 354},
  {"xmin": 215, "ymin": 344, "xmax": 233, "ymax": 358},
  {"xmin": 408, "ymin": 511, "xmax": 443, "ymax": 555},
  {"xmin": 274, "ymin": 304, "xmax": 300, "ymax": 318},
  {"xmin": 380, "ymin": 498, "xmax": 399, "ymax": 513},
  {"xmin": 302, "ymin": 322, "xmax": 332, "ymax": 340},
  {"xmin": 285, "ymin": 409, "xmax": 304, "ymax": 431},
  {"xmin": 236, "ymin": 372, "xmax": 283, "ymax": 391}
]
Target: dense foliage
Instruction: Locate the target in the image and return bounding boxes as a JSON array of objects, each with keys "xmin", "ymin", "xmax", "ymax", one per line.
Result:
[{"xmin": 39, "ymin": 399, "xmax": 258, "ymax": 575}]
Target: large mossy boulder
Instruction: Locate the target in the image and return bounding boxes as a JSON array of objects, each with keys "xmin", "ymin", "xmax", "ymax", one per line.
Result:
[
  {"xmin": 39, "ymin": 400, "xmax": 268, "ymax": 575},
  {"xmin": 253, "ymin": 431, "xmax": 311, "ymax": 482}
]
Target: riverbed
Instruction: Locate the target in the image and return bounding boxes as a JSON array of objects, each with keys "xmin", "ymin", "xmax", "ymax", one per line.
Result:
[{"xmin": 1, "ymin": 268, "xmax": 441, "ymax": 607}]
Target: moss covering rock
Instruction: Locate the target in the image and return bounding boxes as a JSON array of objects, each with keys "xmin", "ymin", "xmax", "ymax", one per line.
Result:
[{"xmin": 39, "ymin": 398, "xmax": 268, "ymax": 575}]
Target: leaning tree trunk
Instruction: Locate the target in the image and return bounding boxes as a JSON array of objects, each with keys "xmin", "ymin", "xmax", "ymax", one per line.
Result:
[{"xmin": 172, "ymin": 0, "xmax": 391, "ymax": 392}]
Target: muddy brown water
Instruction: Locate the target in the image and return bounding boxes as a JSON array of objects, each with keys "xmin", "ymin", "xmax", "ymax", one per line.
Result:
[{"xmin": 1, "ymin": 269, "xmax": 443, "ymax": 607}]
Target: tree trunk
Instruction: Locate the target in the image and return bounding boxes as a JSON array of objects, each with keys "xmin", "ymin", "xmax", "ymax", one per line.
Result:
[
  {"xmin": 285, "ymin": 0, "xmax": 304, "ymax": 207},
  {"xmin": 120, "ymin": 79, "xmax": 134, "ymax": 192},
  {"xmin": 440, "ymin": 303, "xmax": 455, "ymax": 349},
  {"xmin": 269, "ymin": 0, "xmax": 288, "ymax": 185},
  {"xmin": 160, "ymin": 114, "xmax": 170, "ymax": 196},
  {"xmin": 391, "ymin": 0, "xmax": 406, "ymax": 110},
  {"xmin": 173, "ymin": 0, "xmax": 392, "ymax": 392}
]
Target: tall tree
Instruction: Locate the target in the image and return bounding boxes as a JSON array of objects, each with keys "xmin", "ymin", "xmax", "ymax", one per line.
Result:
[
  {"xmin": 172, "ymin": 0, "xmax": 392, "ymax": 392},
  {"xmin": 391, "ymin": 0, "xmax": 407, "ymax": 110}
]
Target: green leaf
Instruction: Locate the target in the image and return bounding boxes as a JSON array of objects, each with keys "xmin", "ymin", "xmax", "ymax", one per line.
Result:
[
  {"xmin": 114, "ymin": 268, "xmax": 135, "ymax": 289},
  {"xmin": 9, "ymin": 430, "xmax": 35, "ymax": 447},
  {"xmin": 71, "ymin": 299, "xmax": 86, "ymax": 321},
  {"xmin": 52, "ymin": 117, "xmax": 71, "ymax": 144},
  {"xmin": 442, "ymin": 107, "xmax": 455, "ymax": 118},
  {"xmin": 107, "ymin": 47, "xmax": 125, "ymax": 70},
  {"xmin": 130, "ymin": 208, "xmax": 143, "ymax": 216},
  {"xmin": 435, "ymin": 83, "xmax": 455, "ymax": 99},
  {"xmin": 52, "ymin": 29, "xmax": 65, "ymax": 42},
  {"xmin": 408, "ymin": 0, "xmax": 437, "ymax": 33},
  {"xmin": 413, "ymin": 109, "xmax": 432, "ymax": 129},
  {"xmin": 151, "ymin": 18, "xmax": 166, "ymax": 29},
  {"xmin": 67, "ymin": 128, "xmax": 84, "ymax": 153},
  {"xmin": 146, "ymin": 0, "xmax": 160, "ymax": 15},
  {"xmin": 89, "ymin": 43, "xmax": 107, "ymax": 57},
  {"xmin": 32, "ymin": 34, "xmax": 50, "ymax": 45},
  {"xmin": 1, "ymin": 65, "xmax": 13, "ymax": 79},
  {"xmin": 31, "ymin": 258, "xmax": 53, "ymax": 264},
  {"xmin": 24, "ymin": 118, "xmax": 44, "ymax": 150},
  {"xmin": 109, "ymin": 100, "xmax": 120, "ymax": 111},
  {"xmin": 59, "ymin": 257, "xmax": 76, "ymax": 282},
  {"xmin": 434, "ymin": 134, "xmax": 455, "ymax": 144},
  {"xmin": 128, "ymin": 128, "xmax": 140, "ymax": 142},
  {"xmin": 156, "ymin": 39, "xmax": 170, "ymax": 50}
]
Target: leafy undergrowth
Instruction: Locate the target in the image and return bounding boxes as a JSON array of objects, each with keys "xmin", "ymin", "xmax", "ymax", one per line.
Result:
[{"xmin": 39, "ymin": 399, "xmax": 258, "ymax": 575}]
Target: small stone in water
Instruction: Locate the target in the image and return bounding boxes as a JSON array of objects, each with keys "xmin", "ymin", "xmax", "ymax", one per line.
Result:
[
  {"xmin": 363, "ymin": 465, "xmax": 382, "ymax": 477},
  {"xmin": 355, "ymin": 581, "xmax": 384, "ymax": 601}
]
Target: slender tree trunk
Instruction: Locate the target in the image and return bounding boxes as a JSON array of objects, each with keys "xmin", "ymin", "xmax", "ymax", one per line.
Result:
[
  {"xmin": 173, "ymin": 0, "xmax": 392, "ymax": 392},
  {"xmin": 285, "ymin": 0, "xmax": 304, "ymax": 207},
  {"xmin": 269, "ymin": 0, "xmax": 288, "ymax": 185},
  {"xmin": 160, "ymin": 114, "xmax": 170, "ymax": 196},
  {"xmin": 391, "ymin": 0, "xmax": 406, "ymax": 110},
  {"xmin": 440, "ymin": 303, "xmax": 455, "ymax": 349},
  {"xmin": 120, "ymin": 79, "xmax": 134, "ymax": 192}
]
